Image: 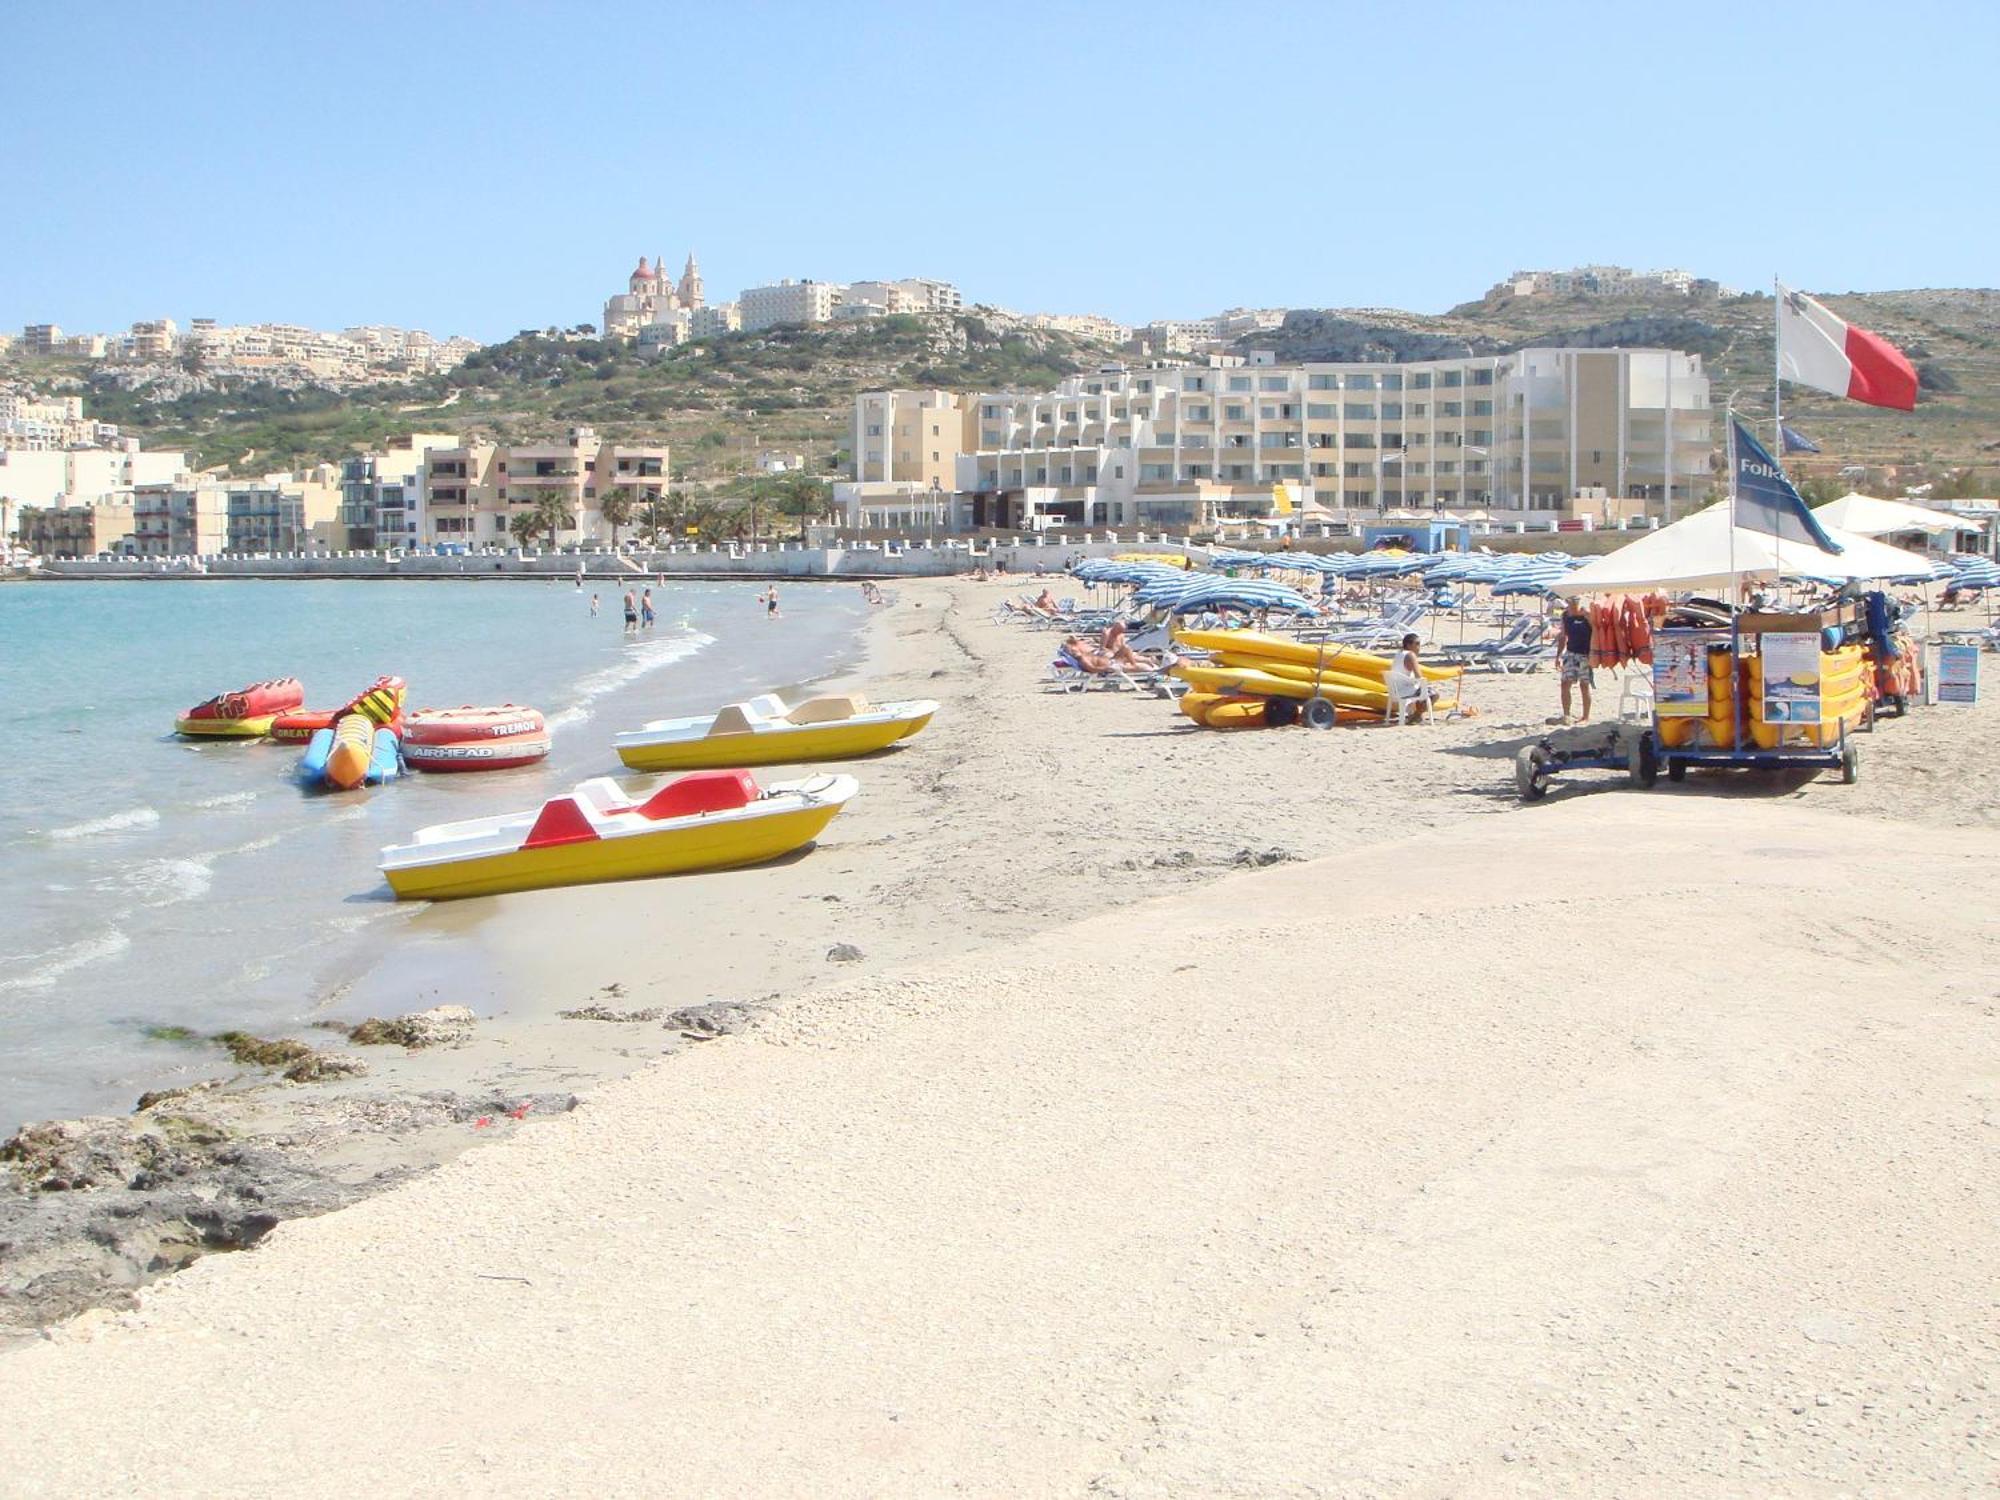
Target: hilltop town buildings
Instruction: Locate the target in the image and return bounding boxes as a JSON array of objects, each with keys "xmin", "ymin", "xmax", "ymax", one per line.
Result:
[
  {"xmin": 1488, "ymin": 265, "xmax": 1727, "ymax": 299},
  {"xmin": 10, "ymin": 318, "xmax": 479, "ymax": 384},
  {"xmin": 843, "ymin": 347, "xmax": 1712, "ymax": 533},
  {"xmin": 603, "ymin": 254, "xmax": 736, "ymax": 348}
]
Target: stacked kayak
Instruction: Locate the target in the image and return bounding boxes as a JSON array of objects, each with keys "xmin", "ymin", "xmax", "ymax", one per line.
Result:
[
  {"xmin": 1169, "ymin": 629, "xmax": 1463, "ymax": 726},
  {"xmin": 403, "ymin": 705, "xmax": 550, "ymax": 773},
  {"xmin": 379, "ymin": 768, "xmax": 857, "ymax": 900},
  {"xmin": 614, "ymin": 693, "xmax": 936, "ymax": 771},
  {"xmin": 175, "ymin": 678, "xmax": 304, "ymax": 738}
]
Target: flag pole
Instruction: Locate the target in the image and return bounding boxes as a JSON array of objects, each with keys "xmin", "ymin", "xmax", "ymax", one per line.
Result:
[{"xmin": 1772, "ymin": 276, "xmax": 1786, "ymax": 476}]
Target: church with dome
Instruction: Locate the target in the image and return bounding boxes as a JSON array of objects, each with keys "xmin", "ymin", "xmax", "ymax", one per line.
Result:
[{"xmin": 602, "ymin": 253, "xmax": 739, "ymax": 348}]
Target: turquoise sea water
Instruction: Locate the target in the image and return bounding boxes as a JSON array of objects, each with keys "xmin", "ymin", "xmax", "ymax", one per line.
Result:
[{"xmin": 0, "ymin": 578, "xmax": 867, "ymax": 1132}]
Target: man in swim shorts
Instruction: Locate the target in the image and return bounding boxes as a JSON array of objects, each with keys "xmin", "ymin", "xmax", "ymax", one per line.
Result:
[{"xmin": 1557, "ymin": 598, "xmax": 1593, "ymax": 723}]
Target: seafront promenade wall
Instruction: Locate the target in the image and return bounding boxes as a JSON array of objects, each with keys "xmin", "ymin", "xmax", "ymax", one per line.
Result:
[{"xmin": 31, "ymin": 524, "xmax": 1635, "ymax": 582}]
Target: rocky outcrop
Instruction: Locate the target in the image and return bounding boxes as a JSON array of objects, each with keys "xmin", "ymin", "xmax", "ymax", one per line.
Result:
[
  {"xmin": 345, "ymin": 1004, "xmax": 476, "ymax": 1050},
  {"xmin": 0, "ymin": 1087, "xmax": 576, "ymax": 1338}
]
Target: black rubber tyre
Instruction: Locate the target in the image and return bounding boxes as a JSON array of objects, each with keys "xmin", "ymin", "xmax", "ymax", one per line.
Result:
[
  {"xmin": 1515, "ymin": 745, "xmax": 1552, "ymax": 801},
  {"xmin": 1264, "ymin": 696, "xmax": 1299, "ymax": 728},
  {"xmin": 1301, "ymin": 696, "xmax": 1338, "ymax": 730},
  {"xmin": 1667, "ymin": 756, "xmax": 1688, "ymax": 783},
  {"xmin": 1842, "ymin": 744, "xmax": 1860, "ymax": 784},
  {"xmin": 1628, "ymin": 732, "xmax": 1660, "ymax": 788}
]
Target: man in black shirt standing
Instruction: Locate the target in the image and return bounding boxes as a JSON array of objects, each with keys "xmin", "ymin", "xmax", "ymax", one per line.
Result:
[{"xmin": 1558, "ymin": 598, "xmax": 1594, "ymax": 723}]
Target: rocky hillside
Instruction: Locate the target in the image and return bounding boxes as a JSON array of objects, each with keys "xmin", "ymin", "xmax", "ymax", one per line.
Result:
[
  {"xmin": 8, "ymin": 287, "xmax": 1996, "ymax": 493},
  {"xmin": 4, "ymin": 314, "xmax": 1117, "ymax": 481}
]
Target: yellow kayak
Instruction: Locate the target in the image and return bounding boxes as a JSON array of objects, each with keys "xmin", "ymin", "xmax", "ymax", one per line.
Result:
[
  {"xmin": 1210, "ymin": 653, "xmax": 1388, "ymax": 696},
  {"xmin": 381, "ymin": 771, "xmax": 857, "ymax": 901},
  {"xmin": 173, "ymin": 714, "xmax": 279, "ymax": 739},
  {"xmin": 1173, "ymin": 663, "xmax": 1389, "ymax": 708},
  {"xmin": 614, "ymin": 694, "xmax": 935, "ymax": 772},
  {"xmin": 1173, "ymin": 628, "xmax": 1461, "ymax": 683}
]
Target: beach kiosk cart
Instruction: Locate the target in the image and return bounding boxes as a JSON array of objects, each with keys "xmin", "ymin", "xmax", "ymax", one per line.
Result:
[{"xmin": 1542, "ymin": 473, "xmax": 1939, "ymax": 793}]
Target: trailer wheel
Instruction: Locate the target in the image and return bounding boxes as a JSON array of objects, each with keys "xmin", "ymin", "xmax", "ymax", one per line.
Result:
[
  {"xmin": 1515, "ymin": 745, "xmax": 1552, "ymax": 801},
  {"xmin": 1667, "ymin": 756, "xmax": 1688, "ymax": 783},
  {"xmin": 1885, "ymin": 693, "xmax": 1907, "ymax": 717},
  {"xmin": 1301, "ymin": 697, "xmax": 1338, "ymax": 730},
  {"xmin": 1265, "ymin": 696, "xmax": 1299, "ymax": 728},
  {"xmin": 1628, "ymin": 731, "xmax": 1660, "ymax": 788},
  {"xmin": 1841, "ymin": 744, "xmax": 1860, "ymax": 784}
]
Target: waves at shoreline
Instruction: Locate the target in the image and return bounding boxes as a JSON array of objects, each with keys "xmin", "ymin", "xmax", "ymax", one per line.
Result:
[
  {"xmin": 0, "ymin": 928, "xmax": 133, "ymax": 995},
  {"xmin": 45, "ymin": 807, "xmax": 160, "ymax": 842},
  {"xmin": 546, "ymin": 629, "xmax": 717, "ymax": 732}
]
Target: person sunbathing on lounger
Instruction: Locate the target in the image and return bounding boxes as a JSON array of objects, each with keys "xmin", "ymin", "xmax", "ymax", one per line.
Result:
[
  {"xmin": 1098, "ymin": 621, "xmax": 1165, "ymax": 672},
  {"xmin": 1064, "ymin": 633, "xmax": 1163, "ymax": 675}
]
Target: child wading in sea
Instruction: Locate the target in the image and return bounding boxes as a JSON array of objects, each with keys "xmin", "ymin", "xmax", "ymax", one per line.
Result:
[
  {"xmin": 640, "ymin": 589, "xmax": 655, "ymax": 629},
  {"xmin": 589, "ymin": 593, "xmax": 600, "ymax": 617}
]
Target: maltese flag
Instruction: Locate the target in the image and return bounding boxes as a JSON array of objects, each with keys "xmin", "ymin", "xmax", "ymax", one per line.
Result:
[{"xmin": 1777, "ymin": 284, "xmax": 1919, "ymax": 411}]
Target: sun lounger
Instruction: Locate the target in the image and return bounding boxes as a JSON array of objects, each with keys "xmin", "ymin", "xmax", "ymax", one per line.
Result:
[
  {"xmin": 1442, "ymin": 615, "xmax": 1543, "ymax": 665},
  {"xmin": 1042, "ymin": 643, "xmax": 1179, "ymax": 697}
]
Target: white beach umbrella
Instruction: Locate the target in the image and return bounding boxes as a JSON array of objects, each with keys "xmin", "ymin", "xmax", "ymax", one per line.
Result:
[
  {"xmin": 1811, "ymin": 493, "xmax": 1960, "ymax": 537},
  {"xmin": 1550, "ymin": 504, "xmax": 1936, "ymax": 596}
]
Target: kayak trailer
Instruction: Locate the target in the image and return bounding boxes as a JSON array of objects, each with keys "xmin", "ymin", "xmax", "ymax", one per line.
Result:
[{"xmin": 1515, "ymin": 725, "xmax": 1660, "ymax": 801}]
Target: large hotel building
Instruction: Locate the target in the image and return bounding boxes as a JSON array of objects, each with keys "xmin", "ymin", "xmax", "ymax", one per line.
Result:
[{"xmin": 846, "ymin": 347, "xmax": 1711, "ymax": 531}]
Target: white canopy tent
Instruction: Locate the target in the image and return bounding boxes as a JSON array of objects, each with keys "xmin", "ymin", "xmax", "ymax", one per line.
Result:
[
  {"xmin": 1550, "ymin": 504, "xmax": 1936, "ymax": 596},
  {"xmin": 1810, "ymin": 492, "xmax": 1960, "ymax": 537}
]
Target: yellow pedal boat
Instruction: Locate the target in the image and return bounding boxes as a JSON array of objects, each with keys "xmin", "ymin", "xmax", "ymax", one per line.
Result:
[
  {"xmin": 613, "ymin": 693, "xmax": 936, "ymax": 772},
  {"xmin": 380, "ymin": 769, "xmax": 857, "ymax": 901}
]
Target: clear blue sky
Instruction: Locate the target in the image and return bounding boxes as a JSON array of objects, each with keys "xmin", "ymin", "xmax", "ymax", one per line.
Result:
[{"xmin": 7, "ymin": 0, "xmax": 1994, "ymax": 342}]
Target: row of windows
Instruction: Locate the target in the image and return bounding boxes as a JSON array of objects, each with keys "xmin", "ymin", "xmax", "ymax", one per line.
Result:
[
  {"xmin": 976, "ymin": 397, "xmax": 1496, "ymax": 429},
  {"xmin": 1066, "ymin": 366, "xmax": 1499, "ymax": 401},
  {"xmin": 977, "ymin": 428, "xmax": 1495, "ymax": 460}
]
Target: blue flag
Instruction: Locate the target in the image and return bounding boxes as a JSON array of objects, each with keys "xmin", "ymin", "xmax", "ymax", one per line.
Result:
[
  {"xmin": 1780, "ymin": 423, "xmax": 1821, "ymax": 454},
  {"xmin": 1733, "ymin": 421, "xmax": 1842, "ymax": 552}
]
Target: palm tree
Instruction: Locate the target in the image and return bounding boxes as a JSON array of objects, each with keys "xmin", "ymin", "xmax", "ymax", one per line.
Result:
[
  {"xmin": 599, "ymin": 486, "xmax": 637, "ymax": 550},
  {"xmin": 508, "ymin": 509, "xmax": 545, "ymax": 550},
  {"xmin": 532, "ymin": 491, "xmax": 574, "ymax": 548},
  {"xmin": 756, "ymin": 471, "xmax": 832, "ymax": 539}
]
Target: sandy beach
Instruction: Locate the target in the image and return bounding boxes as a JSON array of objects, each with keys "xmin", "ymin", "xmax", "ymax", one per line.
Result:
[{"xmin": 3, "ymin": 577, "xmax": 1997, "ymax": 1495}]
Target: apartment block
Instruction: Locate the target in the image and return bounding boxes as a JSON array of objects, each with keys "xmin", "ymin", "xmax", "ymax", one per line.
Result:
[
  {"xmin": 338, "ymin": 433, "xmax": 458, "ymax": 549},
  {"xmin": 133, "ymin": 483, "xmax": 229, "ymax": 556},
  {"xmin": 17, "ymin": 500, "xmax": 136, "ymax": 559},
  {"xmin": 739, "ymin": 280, "xmax": 845, "ymax": 332},
  {"xmin": 0, "ymin": 443, "xmax": 189, "ymax": 506},
  {"xmin": 224, "ymin": 467, "xmax": 341, "ymax": 555},
  {"xmin": 690, "ymin": 303, "xmax": 741, "ymax": 338},
  {"xmin": 851, "ymin": 390, "xmax": 971, "ymax": 491},
  {"xmin": 864, "ymin": 348, "xmax": 1709, "ymax": 533},
  {"xmin": 125, "ymin": 319, "xmax": 179, "ymax": 360},
  {"xmin": 842, "ymin": 279, "xmax": 964, "ymax": 318},
  {"xmin": 422, "ymin": 427, "xmax": 670, "ymax": 546}
]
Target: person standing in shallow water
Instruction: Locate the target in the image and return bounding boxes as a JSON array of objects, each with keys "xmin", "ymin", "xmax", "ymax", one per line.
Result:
[
  {"xmin": 764, "ymin": 585, "xmax": 780, "ymax": 621},
  {"xmin": 622, "ymin": 589, "xmax": 639, "ymax": 633},
  {"xmin": 589, "ymin": 593, "xmax": 600, "ymax": 617},
  {"xmin": 640, "ymin": 588, "xmax": 655, "ymax": 630}
]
